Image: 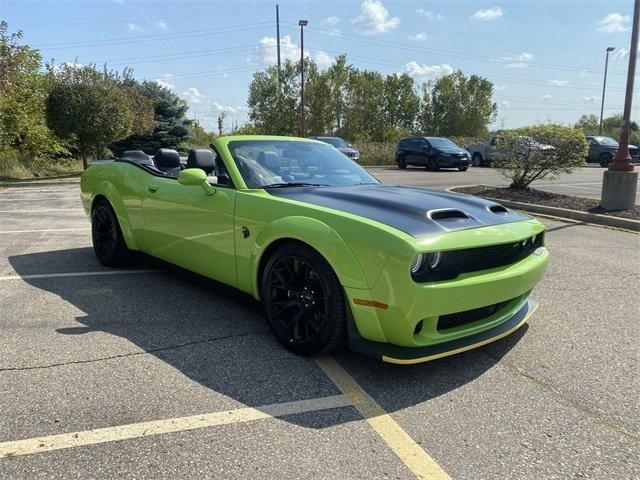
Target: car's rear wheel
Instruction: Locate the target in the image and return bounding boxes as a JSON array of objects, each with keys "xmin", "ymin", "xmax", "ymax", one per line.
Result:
[
  {"xmin": 91, "ymin": 199, "xmax": 131, "ymax": 267},
  {"xmin": 599, "ymin": 152, "xmax": 613, "ymax": 168},
  {"xmin": 459, "ymin": 166, "xmax": 468, "ymax": 172},
  {"xmin": 427, "ymin": 157, "xmax": 439, "ymax": 171},
  {"xmin": 397, "ymin": 155, "xmax": 407, "ymax": 169},
  {"xmin": 472, "ymin": 153, "xmax": 482, "ymax": 167},
  {"xmin": 261, "ymin": 242, "xmax": 346, "ymax": 356}
]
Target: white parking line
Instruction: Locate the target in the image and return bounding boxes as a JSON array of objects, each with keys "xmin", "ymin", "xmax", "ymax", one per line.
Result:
[
  {"xmin": 0, "ymin": 228, "xmax": 90, "ymax": 234},
  {"xmin": 0, "ymin": 395, "xmax": 350, "ymax": 458},
  {"xmin": 0, "ymin": 208, "xmax": 83, "ymax": 213},
  {"xmin": 0, "ymin": 270, "xmax": 157, "ymax": 281}
]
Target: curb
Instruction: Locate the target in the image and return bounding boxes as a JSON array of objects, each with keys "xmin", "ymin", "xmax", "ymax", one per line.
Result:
[
  {"xmin": 446, "ymin": 186, "xmax": 640, "ymax": 233},
  {"xmin": 0, "ymin": 180, "xmax": 81, "ymax": 188}
]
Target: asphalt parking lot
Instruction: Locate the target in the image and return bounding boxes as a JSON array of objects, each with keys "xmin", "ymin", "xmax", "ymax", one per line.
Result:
[
  {"xmin": 1, "ymin": 183, "xmax": 639, "ymax": 479},
  {"xmin": 371, "ymin": 165, "xmax": 640, "ymax": 204}
]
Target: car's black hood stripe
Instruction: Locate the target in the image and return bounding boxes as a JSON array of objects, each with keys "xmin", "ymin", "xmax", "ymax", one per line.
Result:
[{"xmin": 268, "ymin": 184, "xmax": 528, "ymax": 237}]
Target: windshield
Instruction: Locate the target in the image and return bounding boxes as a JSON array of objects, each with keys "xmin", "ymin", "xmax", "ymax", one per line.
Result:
[
  {"xmin": 426, "ymin": 138, "xmax": 458, "ymax": 148},
  {"xmin": 227, "ymin": 140, "xmax": 378, "ymax": 189},
  {"xmin": 318, "ymin": 137, "xmax": 349, "ymax": 148},
  {"xmin": 595, "ymin": 136, "xmax": 618, "ymax": 147}
]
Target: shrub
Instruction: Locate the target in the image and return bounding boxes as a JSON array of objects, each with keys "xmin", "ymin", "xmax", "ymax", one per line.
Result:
[{"xmin": 492, "ymin": 125, "xmax": 588, "ymax": 189}]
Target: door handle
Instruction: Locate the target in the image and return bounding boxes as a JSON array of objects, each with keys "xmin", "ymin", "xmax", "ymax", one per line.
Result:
[{"xmin": 148, "ymin": 184, "xmax": 158, "ymax": 193}]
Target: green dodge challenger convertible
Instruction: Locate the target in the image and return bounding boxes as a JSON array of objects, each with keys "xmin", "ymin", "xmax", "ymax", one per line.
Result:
[{"xmin": 81, "ymin": 135, "xmax": 549, "ymax": 364}]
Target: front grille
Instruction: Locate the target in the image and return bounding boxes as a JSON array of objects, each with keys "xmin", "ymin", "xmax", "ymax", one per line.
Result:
[
  {"xmin": 413, "ymin": 233, "xmax": 544, "ymax": 282},
  {"xmin": 437, "ymin": 301, "xmax": 507, "ymax": 331}
]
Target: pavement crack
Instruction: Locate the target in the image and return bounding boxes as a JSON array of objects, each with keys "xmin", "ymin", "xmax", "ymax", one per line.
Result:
[
  {"xmin": 0, "ymin": 330, "xmax": 270, "ymax": 372},
  {"xmin": 482, "ymin": 350, "xmax": 640, "ymax": 444}
]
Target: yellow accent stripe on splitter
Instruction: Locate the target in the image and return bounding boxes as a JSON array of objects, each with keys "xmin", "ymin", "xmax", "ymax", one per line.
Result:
[{"xmin": 382, "ymin": 302, "xmax": 538, "ymax": 365}]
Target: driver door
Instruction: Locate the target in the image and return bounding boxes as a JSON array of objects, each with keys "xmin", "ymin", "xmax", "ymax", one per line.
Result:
[{"xmin": 142, "ymin": 176, "xmax": 237, "ymax": 287}]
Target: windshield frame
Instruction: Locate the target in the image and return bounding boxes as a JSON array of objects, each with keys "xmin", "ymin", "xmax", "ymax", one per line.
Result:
[{"xmin": 225, "ymin": 139, "xmax": 379, "ymax": 190}]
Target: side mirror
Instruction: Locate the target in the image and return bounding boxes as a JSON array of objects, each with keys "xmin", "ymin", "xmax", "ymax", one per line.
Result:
[{"xmin": 178, "ymin": 168, "xmax": 216, "ymax": 195}]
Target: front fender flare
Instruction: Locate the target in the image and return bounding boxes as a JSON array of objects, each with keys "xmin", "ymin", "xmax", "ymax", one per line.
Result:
[{"xmin": 251, "ymin": 216, "xmax": 369, "ymax": 298}]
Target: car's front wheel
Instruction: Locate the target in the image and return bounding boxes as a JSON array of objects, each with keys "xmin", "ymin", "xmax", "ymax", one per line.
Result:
[
  {"xmin": 459, "ymin": 166, "xmax": 468, "ymax": 172},
  {"xmin": 261, "ymin": 242, "xmax": 346, "ymax": 356},
  {"xmin": 599, "ymin": 152, "xmax": 613, "ymax": 168},
  {"xmin": 427, "ymin": 156, "xmax": 439, "ymax": 171},
  {"xmin": 91, "ymin": 199, "xmax": 131, "ymax": 267}
]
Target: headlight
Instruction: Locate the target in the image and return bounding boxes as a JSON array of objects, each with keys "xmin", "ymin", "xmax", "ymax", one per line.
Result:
[
  {"xmin": 410, "ymin": 254, "xmax": 424, "ymax": 274},
  {"xmin": 426, "ymin": 251, "xmax": 443, "ymax": 270}
]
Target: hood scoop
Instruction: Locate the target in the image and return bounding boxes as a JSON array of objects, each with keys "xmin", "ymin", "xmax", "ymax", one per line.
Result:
[{"xmin": 427, "ymin": 209, "xmax": 482, "ymax": 230}]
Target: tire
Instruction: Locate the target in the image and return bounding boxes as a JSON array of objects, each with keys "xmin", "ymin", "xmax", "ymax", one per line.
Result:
[
  {"xmin": 472, "ymin": 153, "xmax": 482, "ymax": 167},
  {"xmin": 261, "ymin": 242, "xmax": 346, "ymax": 356},
  {"xmin": 427, "ymin": 156, "xmax": 439, "ymax": 171},
  {"xmin": 599, "ymin": 152, "xmax": 613, "ymax": 168},
  {"xmin": 459, "ymin": 167, "xmax": 468, "ymax": 172},
  {"xmin": 397, "ymin": 155, "xmax": 407, "ymax": 169},
  {"xmin": 91, "ymin": 199, "xmax": 131, "ymax": 267}
]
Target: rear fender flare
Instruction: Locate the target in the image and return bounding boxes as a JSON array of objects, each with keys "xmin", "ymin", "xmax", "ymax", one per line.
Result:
[
  {"xmin": 92, "ymin": 180, "xmax": 138, "ymax": 250},
  {"xmin": 251, "ymin": 216, "xmax": 369, "ymax": 298}
]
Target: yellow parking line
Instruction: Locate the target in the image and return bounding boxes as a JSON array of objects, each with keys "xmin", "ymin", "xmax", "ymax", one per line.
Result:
[
  {"xmin": 315, "ymin": 356, "xmax": 451, "ymax": 480},
  {"xmin": 0, "ymin": 395, "xmax": 349, "ymax": 458}
]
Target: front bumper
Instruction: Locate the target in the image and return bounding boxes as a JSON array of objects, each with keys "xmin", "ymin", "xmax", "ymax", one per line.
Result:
[
  {"xmin": 441, "ymin": 157, "xmax": 470, "ymax": 167},
  {"xmin": 347, "ymin": 299, "xmax": 537, "ymax": 364}
]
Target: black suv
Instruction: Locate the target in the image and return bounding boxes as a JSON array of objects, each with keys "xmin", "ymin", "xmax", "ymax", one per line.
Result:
[{"xmin": 396, "ymin": 137, "xmax": 470, "ymax": 171}]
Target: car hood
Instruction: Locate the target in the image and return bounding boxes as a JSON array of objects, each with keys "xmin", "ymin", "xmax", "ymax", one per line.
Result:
[
  {"xmin": 438, "ymin": 146, "xmax": 468, "ymax": 155},
  {"xmin": 268, "ymin": 184, "xmax": 529, "ymax": 237}
]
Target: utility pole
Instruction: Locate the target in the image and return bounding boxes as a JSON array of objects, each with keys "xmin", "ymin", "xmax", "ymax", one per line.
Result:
[
  {"xmin": 600, "ymin": 0, "xmax": 639, "ymax": 210},
  {"xmin": 599, "ymin": 47, "xmax": 615, "ymax": 135},
  {"xmin": 276, "ymin": 5, "xmax": 281, "ymax": 76},
  {"xmin": 299, "ymin": 19, "xmax": 308, "ymax": 137}
]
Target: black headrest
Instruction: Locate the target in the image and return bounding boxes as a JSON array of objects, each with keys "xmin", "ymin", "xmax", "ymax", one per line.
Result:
[
  {"xmin": 186, "ymin": 149, "xmax": 215, "ymax": 174},
  {"xmin": 154, "ymin": 148, "xmax": 181, "ymax": 169},
  {"xmin": 119, "ymin": 150, "xmax": 153, "ymax": 165}
]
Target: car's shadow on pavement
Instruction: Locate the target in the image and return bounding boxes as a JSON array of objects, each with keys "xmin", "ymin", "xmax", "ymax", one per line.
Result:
[{"xmin": 9, "ymin": 247, "xmax": 526, "ymax": 429}]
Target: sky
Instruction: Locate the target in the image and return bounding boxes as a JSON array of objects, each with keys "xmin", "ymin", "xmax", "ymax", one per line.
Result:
[{"xmin": 1, "ymin": 0, "xmax": 638, "ymax": 132}]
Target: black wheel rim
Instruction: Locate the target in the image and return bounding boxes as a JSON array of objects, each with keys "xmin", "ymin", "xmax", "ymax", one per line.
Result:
[
  {"xmin": 93, "ymin": 207, "xmax": 117, "ymax": 260},
  {"xmin": 264, "ymin": 255, "xmax": 327, "ymax": 345}
]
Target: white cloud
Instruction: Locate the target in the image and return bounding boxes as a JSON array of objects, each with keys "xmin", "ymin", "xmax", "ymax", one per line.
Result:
[
  {"xmin": 471, "ymin": 7, "xmax": 503, "ymax": 21},
  {"xmin": 415, "ymin": 9, "xmax": 443, "ymax": 21},
  {"xmin": 251, "ymin": 35, "xmax": 298, "ymax": 65},
  {"xmin": 323, "ymin": 16, "xmax": 340, "ymax": 26},
  {"xmin": 153, "ymin": 74, "xmax": 175, "ymax": 90},
  {"xmin": 314, "ymin": 51, "xmax": 335, "ymax": 69},
  {"xmin": 579, "ymin": 69, "xmax": 590, "ymax": 77},
  {"xmin": 499, "ymin": 100, "xmax": 510, "ymax": 108},
  {"xmin": 114, "ymin": 0, "xmax": 124, "ymax": 4},
  {"xmin": 549, "ymin": 80, "xmax": 570, "ymax": 87},
  {"xmin": 211, "ymin": 102, "xmax": 246, "ymax": 114},
  {"xmin": 541, "ymin": 95, "xmax": 552, "ymax": 101},
  {"xmin": 494, "ymin": 85, "xmax": 507, "ymax": 91},
  {"xmin": 597, "ymin": 13, "xmax": 630, "ymax": 33},
  {"xmin": 156, "ymin": 21, "xmax": 168, "ymax": 30},
  {"xmin": 183, "ymin": 87, "xmax": 205, "ymax": 104},
  {"xmin": 582, "ymin": 95, "xmax": 600, "ymax": 102},
  {"xmin": 402, "ymin": 61, "xmax": 453, "ymax": 82},
  {"xmin": 250, "ymin": 35, "xmax": 333, "ymax": 69},
  {"xmin": 408, "ymin": 31, "xmax": 428, "ymax": 42},
  {"xmin": 613, "ymin": 47, "xmax": 630, "ymax": 60},
  {"xmin": 352, "ymin": 0, "xmax": 399, "ymax": 35},
  {"xmin": 126, "ymin": 22, "xmax": 143, "ymax": 32},
  {"xmin": 502, "ymin": 52, "xmax": 534, "ymax": 68}
]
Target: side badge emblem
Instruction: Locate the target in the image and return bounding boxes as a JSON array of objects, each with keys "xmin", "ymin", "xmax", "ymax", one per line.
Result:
[{"xmin": 242, "ymin": 226, "xmax": 250, "ymax": 238}]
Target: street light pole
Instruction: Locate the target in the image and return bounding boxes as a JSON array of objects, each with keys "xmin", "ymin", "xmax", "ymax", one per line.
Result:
[
  {"xmin": 298, "ymin": 19, "xmax": 308, "ymax": 137},
  {"xmin": 599, "ymin": 47, "xmax": 615, "ymax": 136},
  {"xmin": 600, "ymin": 0, "xmax": 639, "ymax": 211},
  {"xmin": 276, "ymin": 5, "xmax": 281, "ymax": 77}
]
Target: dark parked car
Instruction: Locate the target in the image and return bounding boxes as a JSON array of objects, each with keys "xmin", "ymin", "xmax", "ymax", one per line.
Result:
[
  {"xmin": 586, "ymin": 136, "xmax": 639, "ymax": 167},
  {"xmin": 395, "ymin": 137, "xmax": 470, "ymax": 171},
  {"xmin": 310, "ymin": 136, "xmax": 360, "ymax": 161}
]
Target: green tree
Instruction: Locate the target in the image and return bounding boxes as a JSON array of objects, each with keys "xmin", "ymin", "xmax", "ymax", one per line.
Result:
[
  {"xmin": 492, "ymin": 125, "xmax": 588, "ymax": 189},
  {"xmin": 110, "ymin": 80, "xmax": 190, "ymax": 155},
  {"xmin": 327, "ymin": 55, "xmax": 352, "ymax": 134},
  {"xmin": 419, "ymin": 70, "xmax": 496, "ymax": 136},
  {"xmin": 574, "ymin": 113, "xmax": 599, "ymax": 133},
  {"xmin": 305, "ymin": 61, "xmax": 334, "ymax": 135},
  {"xmin": 383, "ymin": 73, "xmax": 420, "ymax": 133},
  {"xmin": 247, "ymin": 61, "xmax": 299, "ymax": 136},
  {"xmin": 343, "ymin": 69, "xmax": 387, "ymax": 140},
  {"xmin": 0, "ymin": 21, "xmax": 63, "ymax": 158},
  {"xmin": 46, "ymin": 63, "xmax": 134, "ymax": 168}
]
